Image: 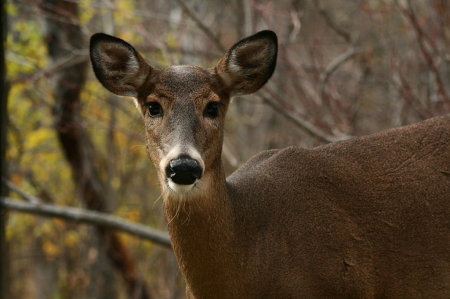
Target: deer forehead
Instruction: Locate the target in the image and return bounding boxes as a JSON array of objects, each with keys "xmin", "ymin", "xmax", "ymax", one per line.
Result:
[{"xmin": 150, "ymin": 65, "xmax": 217, "ymax": 100}]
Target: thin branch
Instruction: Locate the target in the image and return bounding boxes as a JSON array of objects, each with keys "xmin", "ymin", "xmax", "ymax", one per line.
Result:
[
  {"xmin": 173, "ymin": 0, "xmax": 227, "ymax": 53},
  {"xmin": 258, "ymin": 93, "xmax": 350, "ymax": 144},
  {"xmin": 8, "ymin": 52, "xmax": 89, "ymax": 85},
  {"xmin": 1, "ymin": 178, "xmax": 41, "ymax": 203},
  {"xmin": 13, "ymin": 0, "xmax": 91, "ymax": 36},
  {"xmin": 319, "ymin": 47, "xmax": 357, "ymax": 104},
  {"xmin": 316, "ymin": 3, "xmax": 351, "ymax": 43},
  {"xmin": 403, "ymin": 0, "xmax": 450, "ymax": 103},
  {"xmin": 222, "ymin": 142, "xmax": 239, "ymax": 167},
  {"xmin": 1, "ymin": 197, "xmax": 172, "ymax": 248}
]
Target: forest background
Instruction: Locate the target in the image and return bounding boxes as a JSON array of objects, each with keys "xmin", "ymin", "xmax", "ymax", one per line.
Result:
[{"xmin": 2, "ymin": 0, "xmax": 450, "ymax": 298}]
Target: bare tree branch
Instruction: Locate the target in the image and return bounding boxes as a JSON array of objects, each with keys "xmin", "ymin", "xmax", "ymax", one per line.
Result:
[
  {"xmin": 173, "ymin": 0, "xmax": 226, "ymax": 52},
  {"xmin": 316, "ymin": 2, "xmax": 351, "ymax": 43},
  {"xmin": 1, "ymin": 197, "xmax": 172, "ymax": 248},
  {"xmin": 2, "ymin": 178, "xmax": 41, "ymax": 203},
  {"xmin": 258, "ymin": 93, "xmax": 350, "ymax": 144},
  {"xmin": 319, "ymin": 47, "xmax": 357, "ymax": 105},
  {"xmin": 403, "ymin": 0, "xmax": 450, "ymax": 103},
  {"xmin": 2, "ymin": 178, "xmax": 171, "ymax": 248},
  {"xmin": 9, "ymin": 52, "xmax": 89, "ymax": 85}
]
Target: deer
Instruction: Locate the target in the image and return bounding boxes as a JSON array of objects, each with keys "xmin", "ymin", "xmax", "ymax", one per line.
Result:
[{"xmin": 89, "ymin": 30, "xmax": 450, "ymax": 298}]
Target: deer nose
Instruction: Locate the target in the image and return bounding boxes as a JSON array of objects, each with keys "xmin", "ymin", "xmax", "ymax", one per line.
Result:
[{"xmin": 166, "ymin": 156, "xmax": 203, "ymax": 185}]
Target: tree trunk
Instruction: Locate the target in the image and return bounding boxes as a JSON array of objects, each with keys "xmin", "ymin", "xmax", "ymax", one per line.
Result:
[
  {"xmin": 41, "ymin": 0, "xmax": 151, "ymax": 297},
  {"xmin": 1, "ymin": 0, "xmax": 10, "ymax": 297}
]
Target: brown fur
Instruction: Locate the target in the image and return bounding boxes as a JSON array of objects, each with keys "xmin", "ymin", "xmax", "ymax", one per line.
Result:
[{"xmin": 90, "ymin": 31, "xmax": 450, "ymax": 299}]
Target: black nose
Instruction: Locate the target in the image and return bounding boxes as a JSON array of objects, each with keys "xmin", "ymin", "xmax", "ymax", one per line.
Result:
[{"xmin": 165, "ymin": 156, "xmax": 203, "ymax": 185}]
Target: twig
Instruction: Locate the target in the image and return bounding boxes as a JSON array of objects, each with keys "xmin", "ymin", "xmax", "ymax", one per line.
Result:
[
  {"xmin": 222, "ymin": 142, "xmax": 239, "ymax": 167},
  {"xmin": 1, "ymin": 197, "xmax": 172, "ymax": 248},
  {"xmin": 13, "ymin": 0, "xmax": 91, "ymax": 36},
  {"xmin": 1, "ymin": 178, "xmax": 41, "ymax": 203},
  {"xmin": 319, "ymin": 47, "xmax": 356, "ymax": 105},
  {"xmin": 173, "ymin": 0, "xmax": 227, "ymax": 53},
  {"xmin": 258, "ymin": 93, "xmax": 350, "ymax": 144},
  {"xmin": 403, "ymin": 0, "xmax": 450, "ymax": 103},
  {"xmin": 8, "ymin": 52, "xmax": 88, "ymax": 85},
  {"xmin": 316, "ymin": 3, "xmax": 351, "ymax": 43}
]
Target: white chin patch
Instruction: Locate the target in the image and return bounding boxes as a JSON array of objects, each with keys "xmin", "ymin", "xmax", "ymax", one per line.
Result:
[{"xmin": 167, "ymin": 180, "xmax": 195, "ymax": 194}]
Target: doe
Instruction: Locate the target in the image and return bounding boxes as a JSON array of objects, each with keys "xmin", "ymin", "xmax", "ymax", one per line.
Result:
[{"xmin": 90, "ymin": 31, "xmax": 450, "ymax": 299}]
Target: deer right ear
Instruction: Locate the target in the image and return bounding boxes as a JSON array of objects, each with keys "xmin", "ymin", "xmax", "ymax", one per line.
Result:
[
  {"xmin": 214, "ymin": 30, "xmax": 277, "ymax": 97},
  {"xmin": 90, "ymin": 33, "xmax": 152, "ymax": 97}
]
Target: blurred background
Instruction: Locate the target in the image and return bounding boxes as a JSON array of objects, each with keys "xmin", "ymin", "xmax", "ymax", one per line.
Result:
[{"xmin": 2, "ymin": 0, "xmax": 450, "ymax": 298}]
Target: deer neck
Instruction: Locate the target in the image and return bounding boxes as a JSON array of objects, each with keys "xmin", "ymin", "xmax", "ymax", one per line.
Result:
[{"xmin": 162, "ymin": 161, "xmax": 237, "ymax": 289}]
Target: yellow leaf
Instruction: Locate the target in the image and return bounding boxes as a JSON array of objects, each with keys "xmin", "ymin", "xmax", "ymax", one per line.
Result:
[
  {"xmin": 127, "ymin": 209, "xmax": 140, "ymax": 223},
  {"xmin": 42, "ymin": 241, "xmax": 59, "ymax": 259},
  {"xmin": 64, "ymin": 231, "xmax": 79, "ymax": 247},
  {"xmin": 111, "ymin": 176, "xmax": 121, "ymax": 189},
  {"xmin": 165, "ymin": 32, "xmax": 179, "ymax": 49},
  {"xmin": 5, "ymin": 2, "xmax": 18, "ymax": 16},
  {"xmin": 54, "ymin": 218, "xmax": 66, "ymax": 229},
  {"xmin": 10, "ymin": 174, "xmax": 22, "ymax": 185}
]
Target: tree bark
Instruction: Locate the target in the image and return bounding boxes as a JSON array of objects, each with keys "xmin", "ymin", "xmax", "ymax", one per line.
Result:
[
  {"xmin": 41, "ymin": 0, "xmax": 151, "ymax": 297},
  {"xmin": 0, "ymin": 0, "xmax": 10, "ymax": 297}
]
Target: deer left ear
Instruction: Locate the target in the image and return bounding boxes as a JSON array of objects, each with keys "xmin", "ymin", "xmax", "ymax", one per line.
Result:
[
  {"xmin": 90, "ymin": 33, "xmax": 152, "ymax": 97},
  {"xmin": 213, "ymin": 30, "xmax": 278, "ymax": 97}
]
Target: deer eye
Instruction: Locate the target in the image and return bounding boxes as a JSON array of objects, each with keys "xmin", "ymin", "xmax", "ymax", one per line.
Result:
[
  {"xmin": 204, "ymin": 102, "xmax": 223, "ymax": 118},
  {"xmin": 143, "ymin": 102, "xmax": 163, "ymax": 117}
]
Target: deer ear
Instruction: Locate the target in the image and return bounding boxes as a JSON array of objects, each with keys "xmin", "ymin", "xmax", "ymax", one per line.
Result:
[
  {"xmin": 90, "ymin": 33, "xmax": 152, "ymax": 97},
  {"xmin": 214, "ymin": 30, "xmax": 277, "ymax": 96}
]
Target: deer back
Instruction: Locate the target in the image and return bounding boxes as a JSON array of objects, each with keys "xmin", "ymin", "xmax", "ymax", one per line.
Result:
[{"xmin": 226, "ymin": 114, "xmax": 450, "ymax": 298}]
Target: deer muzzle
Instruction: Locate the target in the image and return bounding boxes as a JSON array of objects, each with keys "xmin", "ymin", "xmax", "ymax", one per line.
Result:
[{"xmin": 165, "ymin": 156, "xmax": 203, "ymax": 185}]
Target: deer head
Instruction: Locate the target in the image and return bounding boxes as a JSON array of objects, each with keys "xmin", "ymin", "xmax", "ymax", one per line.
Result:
[{"xmin": 90, "ymin": 31, "xmax": 277, "ymax": 198}]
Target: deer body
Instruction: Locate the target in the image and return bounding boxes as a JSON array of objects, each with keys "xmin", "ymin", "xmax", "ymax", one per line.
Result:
[{"xmin": 90, "ymin": 31, "xmax": 450, "ymax": 298}]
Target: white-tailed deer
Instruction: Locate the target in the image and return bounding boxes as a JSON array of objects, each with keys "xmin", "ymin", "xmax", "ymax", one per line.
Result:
[{"xmin": 90, "ymin": 31, "xmax": 450, "ymax": 298}]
